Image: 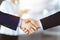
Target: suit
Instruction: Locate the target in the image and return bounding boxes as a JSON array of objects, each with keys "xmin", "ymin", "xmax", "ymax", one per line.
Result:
[
  {"xmin": 40, "ymin": 11, "xmax": 60, "ymax": 30},
  {"xmin": 0, "ymin": 0, "xmax": 25, "ymax": 35},
  {"xmin": 0, "ymin": 11, "xmax": 20, "ymax": 30}
]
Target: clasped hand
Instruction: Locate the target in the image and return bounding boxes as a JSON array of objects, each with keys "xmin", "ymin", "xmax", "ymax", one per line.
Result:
[{"xmin": 20, "ymin": 18, "xmax": 40, "ymax": 35}]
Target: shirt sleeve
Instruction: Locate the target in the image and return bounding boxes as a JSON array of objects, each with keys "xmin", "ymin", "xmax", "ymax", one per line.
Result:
[
  {"xmin": 36, "ymin": 20, "xmax": 44, "ymax": 32},
  {"xmin": 40, "ymin": 11, "xmax": 60, "ymax": 30},
  {"xmin": 0, "ymin": 11, "xmax": 20, "ymax": 30},
  {"xmin": 17, "ymin": 17, "xmax": 22, "ymax": 27}
]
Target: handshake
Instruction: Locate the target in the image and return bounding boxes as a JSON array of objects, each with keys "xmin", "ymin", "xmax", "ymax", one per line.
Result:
[
  {"xmin": 18, "ymin": 9, "xmax": 40, "ymax": 35},
  {"xmin": 20, "ymin": 18, "xmax": 40, "ymax": 35}
]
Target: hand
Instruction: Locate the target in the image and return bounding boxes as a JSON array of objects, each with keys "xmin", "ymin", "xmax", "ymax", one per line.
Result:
[{"xmin": 20, "ymin": 18, "xmax": 40, "ymax": 35}]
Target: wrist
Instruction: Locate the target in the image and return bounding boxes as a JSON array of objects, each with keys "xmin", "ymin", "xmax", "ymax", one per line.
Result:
[
  {"xmin": 17, "ymin": 18, "xmax": 22, "ymax": 27},
  {"xmin": 38, "ymin": 20, "xmax": 44, "ymax": 31}
]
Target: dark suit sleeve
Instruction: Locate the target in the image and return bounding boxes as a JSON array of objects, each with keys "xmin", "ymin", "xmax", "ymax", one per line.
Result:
[
  {"xmin": 0, "ymin": 11, "xmax": 20, "ymax": 30},
  {"xmin": 40, "ymin": 11, "xmax": 60, "ymax": 30}
]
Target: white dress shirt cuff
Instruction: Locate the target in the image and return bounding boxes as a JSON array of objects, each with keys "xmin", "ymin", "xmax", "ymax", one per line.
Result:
[
  {"xmin": 17, "ymin": 17, "xmax": 22, "ymax": 27},
  {"xmin": 34, "ymin": 20, "xmax": 44, "ymax": 33},
  {"xmin": 37, "ymin": 20, "xmax": 44, "ymax": 32}
]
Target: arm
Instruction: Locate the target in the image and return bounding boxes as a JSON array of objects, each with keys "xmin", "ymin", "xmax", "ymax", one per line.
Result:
[
  {"xmin": 40, "ymin": 11, "xmax": 60, "ymax": 30},
  {"xmin": 0, "ymin": 11, "xmax": 20, "ymax": 30}
]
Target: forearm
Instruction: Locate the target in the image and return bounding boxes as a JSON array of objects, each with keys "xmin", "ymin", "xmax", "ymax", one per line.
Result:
[
  {"xmin": 0, "ymin": 11, "xmax": 20, "ymax": 30},
  {"xmin": 40, "ymin": 11, "xmax": 60, "ymax": 30}
]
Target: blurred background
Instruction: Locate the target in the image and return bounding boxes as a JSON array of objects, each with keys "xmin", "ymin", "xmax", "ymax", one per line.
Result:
[{"xmin": 0, "ymin": 0, "xmax": 60, "ymax": 40}]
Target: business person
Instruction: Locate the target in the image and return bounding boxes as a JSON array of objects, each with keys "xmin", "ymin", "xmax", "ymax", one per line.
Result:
[
  {"xmin": 0, "ymin": 11, "xmax": 39, "ymax": 32},
  {"xmin": 19, "ymin": 0, "xmax": 60, "ymax": 34},
  {"xmin": 0, "ymin": 0, "xmax": 39, "ymax": 35},
  {"xmin": 0, "ymin": 0, "xmax": 20, "ymax": 35},
  {"xmin": 40, "ymin": 11, "xmax": 60, "ymax": 30}
]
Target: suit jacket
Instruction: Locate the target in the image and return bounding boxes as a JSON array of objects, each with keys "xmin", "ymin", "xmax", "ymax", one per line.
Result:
[
  {"xmin": 0, "ymin": 1, "xmax": 23, "ymax": 35},
  {"xmin": 0, "ymin": 11, "xmax": 20, "ymax": 30},
  {"xmin": 40, "ymin": 11, "xmax": 60, "ymax": 30},
  {"xmin": 0, "ymin": 11, "xmax": 60, "ymax": 31}
]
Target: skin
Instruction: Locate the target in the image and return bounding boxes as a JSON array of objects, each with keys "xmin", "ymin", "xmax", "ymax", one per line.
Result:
[{"xmin": 20, "ymin": 18, "xmax": 40, "ymax": 35}]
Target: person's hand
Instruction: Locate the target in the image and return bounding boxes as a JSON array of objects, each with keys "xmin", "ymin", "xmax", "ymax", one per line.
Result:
[{"xmin": 20, "ymin": 18, "xmax": 40, "ymax": 35}]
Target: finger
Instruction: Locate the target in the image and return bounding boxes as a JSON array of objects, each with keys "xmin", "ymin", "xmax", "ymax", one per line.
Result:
[
  {"xmin": 25, "ymin": 31, "xmax": 29, "ymax": 34},
  {"xmin": 21, "ymin": 20, "xmax": 35, "ymax": 34},
  {"xmin": 28, "ymin": 28, "xmax": 35, "ymax": 35},
  {"xmin": 30, "ymin": 28, "xmax": 35, "ymax": 34},
  {"xmin": 22, "ymin": 28, "xmax": 29, "ymax": 34},
  {"xmin": 30, "ymin": 20, "xmax": 40, "ymax": 29},
  {"xmin": 20, "ymin": 20, "xmax": 30, "ymax": 34},
  {"xmin": 20, "ymin": 22, "xmax": 27, "ymax": 32},
  {"xmin": 26, "ymin": 19, "xmax": 37, "ymax": 30},
  {"xmin": 20, "ymin": 19, "xmax": 27, "ymax": 29},
  {"xmin": 27, "ymin": 23, "xmax": 35, "ymax": 34},
  {"xmin": 29, "ymin": 22, "xmax": 39, "ymax": 31},
  {"xmin": 25, "ymin": 30, "xmax": 29, "ymax": 34},
  {"xmin": 29, "ymin": 23, "xmax": 37, "ymax": 31},
  {"xmin": 23, "ymin": 23, "xmax": 32, "ymax": 34},
  {"xmin": 27, "ymin": 19, "xmax": 39, "ymax": 27},
  {"xmin": 24, "ymin": 19, "xmax": 30, "ymax": 23},
  {"xmin": 24, "ymin": 29, "xmax": 28, "ymax": 34},
  {"xmin": 21, "ymin": 23, "xmax": 30, "ymax": 34}
]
